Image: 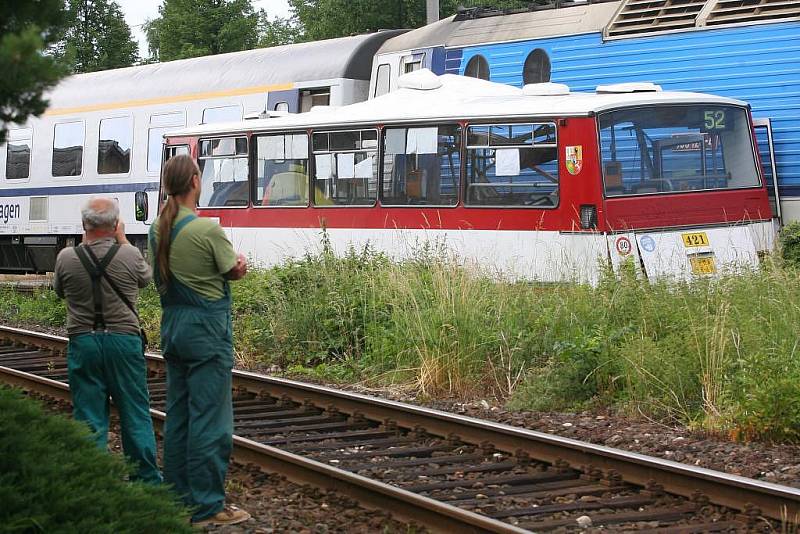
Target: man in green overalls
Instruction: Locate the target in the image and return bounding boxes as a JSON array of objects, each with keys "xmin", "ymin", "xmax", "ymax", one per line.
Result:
[{"xmin": 149, "ymin": 155, "xmax": 250, "ymax": 527}]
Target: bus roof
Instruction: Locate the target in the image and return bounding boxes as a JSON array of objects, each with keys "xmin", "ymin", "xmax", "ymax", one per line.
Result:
[{"xmin": 168, "ymin": 70, "xmax": 749, "ymax": 138}]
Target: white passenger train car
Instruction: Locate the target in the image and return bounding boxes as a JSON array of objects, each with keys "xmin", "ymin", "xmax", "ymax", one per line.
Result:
[{"xmin": 0, "ymin": 31, "xmax": 401, "ymax": 271}]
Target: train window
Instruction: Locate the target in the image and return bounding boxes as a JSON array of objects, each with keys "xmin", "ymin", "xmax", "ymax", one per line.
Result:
[
  {"xmin": 98, "ymin": 116, "xmax": 132, "ymax": 175},
  {"xmin": 382, "ymin": 125, "xmax": 461, "ymax": 206},
  {"xmin": 274, "ymin": 102, "xmax": 289, "ymax": 112},
  {"xmin": 147, "ymin": 111, "xmax": 185, "ymax": 173},
  {"xmin": 598, "ymin": 105, "xmax": 761, "ymax": 196},
  {"xmin": 523, "ymin": 49, "xmax": 551, "ymax": 85},
  {"xmin": 197, "ymin": 137, "xmax": 249, "ymax": 208},
  {"xmin": 374, "ymin": 64, "xmax": 391, "ymax": 97},
  {"xmin": 52, "ymin": 121, "xmax": 85, "ymax": 177},
  {"xmin": 312, "ymin": 129, "xmax": 377, "ymax": 206},
  {"xmin": 254, "ymin": 133, "xmax": 309, "ymax": 207},
  {"xmin": 5, "ymin": 128, "xmax": 32, "ymax": 180},
  {"xmin": 401, "ymin": 53, "xmax": 425, "ymax": 74},
  {"xmin": 465, "ymin": 123, "xmax": 559, "ymax": 207},
  {"xmin": 465, "ymin": 55, "xmax": 490, "ymax": 81},
  {"xmin": 202, "ymin": 105, "xmax": 242, "ymax": 124},
  {"xmin": 300, "ymin": 89, "xmax": 330, "ymax": 113}
]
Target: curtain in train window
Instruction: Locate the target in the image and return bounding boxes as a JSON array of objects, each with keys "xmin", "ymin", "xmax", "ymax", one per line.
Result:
[
  {"xmin": 382, "ymin": 125, "xmax": 460, "ymax": 206},
  {"xmin": 254, "ymin": 133, "xmax": 309, "ymax": 207},
  {"xmin": 98, "ymin": 117, "xmax": 132, "ymax": 175},
  {"xmin": 465, "ymin": 123, "xmax": 558, "ymax": 207},
  {"xmin": 312, "ymin": 130, "xmax": 377, "ymax": 206},
  {"xmin": 52, "ymin": 121, "xmax": 85, "ymax": 177},
  {"xmin": 197, "ymin": 137, "xmax": 249, "ymax": 208},
  {"xmin": 6, "ymin": 128, "xmax": 32, "ymax": 180}
]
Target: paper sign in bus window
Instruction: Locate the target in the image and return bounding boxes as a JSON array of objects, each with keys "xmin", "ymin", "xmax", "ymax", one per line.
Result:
[
  {"xmin": 355, "ymin": 155, "xmax": 373, "ymax": 178},
  {"xmin": 289, "ymin": 134, "xmax": 308, "ymax": 159},
  {"xmin": 264, "ymin": 136, "xmax": 285, "ymax": 160},
  {"xmin": 407, "ymin": 127, "xmax": 438, "ymax": 155},
  {"xmin": 385, "ymin": 129, "xmax": 406, "ymax": 155},
  {"xmin": 495, "ymin": 148, "xmax": 520, "ymax": 176},
  {"xmin": 315, "ymin": 154, "xmax": 333, "ymax": 179},
  {"xmin": 337, "ymin": 152, "xmax": 355, "ymax": 178}
]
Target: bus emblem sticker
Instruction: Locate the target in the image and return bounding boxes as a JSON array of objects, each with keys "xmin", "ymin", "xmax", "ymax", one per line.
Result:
[
  {"xmin": 640, "ymin": 235, "xmax": 656, "ymax": 253},
  {"xmin": 565, "ymin": 145, "xmax": 583, "ymax": 175}
]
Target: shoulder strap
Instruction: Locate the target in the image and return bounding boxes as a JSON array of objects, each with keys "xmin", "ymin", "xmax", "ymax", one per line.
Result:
[
  {"xmin": 170, "ymin": 213, "xmax": 197, "ymax": 242},
  {"xmin": 85, "ymin": 244, "xmax": 140, "ymax": 320},
  {"xmin": 74, "ymin": 245, "xmax": 120, "ymax": 330}
]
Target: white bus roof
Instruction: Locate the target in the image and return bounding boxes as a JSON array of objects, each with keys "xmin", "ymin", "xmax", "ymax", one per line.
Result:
[{"xmin": 168, "ymin": 70, "xmax": 749, "ymax": 138}]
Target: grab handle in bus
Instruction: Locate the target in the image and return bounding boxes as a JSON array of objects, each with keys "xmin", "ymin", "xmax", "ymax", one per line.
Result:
[{"xmin": 134, "ymin": 191, "xmax": 149, "ymax": 222}]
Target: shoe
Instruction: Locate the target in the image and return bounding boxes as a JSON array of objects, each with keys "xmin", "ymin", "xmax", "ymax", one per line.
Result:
[{"xmin": 192, "ymin": 505, "xmax": 251, "ymax": 527}]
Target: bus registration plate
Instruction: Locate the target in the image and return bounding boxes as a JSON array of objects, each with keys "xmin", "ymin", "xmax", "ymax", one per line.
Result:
[
  {"xmin": 682, "ymin": 232, "xmax": 710, "ymax": 248},
  {"xmin": 689, "ymin": 254, "xmax": 716, "ymax": 275}
]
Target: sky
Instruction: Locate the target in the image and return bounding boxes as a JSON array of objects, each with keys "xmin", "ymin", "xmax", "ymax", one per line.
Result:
[{"xmin": 116, "ymin": 0, "xmax": 292, "ymax": 57}]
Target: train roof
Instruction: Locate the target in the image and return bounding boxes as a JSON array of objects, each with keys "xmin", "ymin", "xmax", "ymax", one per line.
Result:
[
  {"xmin": 377, "ymin": 2, "xmax": 620, "ymax": 53},
  {"xmin": 170, "ymin": 70, "xmax": 748, "ymax": 137},
  {"xmin": 45, "ymin": 31, "xmax": 405, "ymax": 114}
]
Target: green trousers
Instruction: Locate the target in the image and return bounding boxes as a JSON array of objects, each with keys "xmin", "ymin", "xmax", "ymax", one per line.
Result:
[
  {"xmin": 66, "ymin": 332, "xmax": 161, "ymax": 484},
  {"xmin": 162, "ymin": 308, "xmax": 233, "ymax": 522}
]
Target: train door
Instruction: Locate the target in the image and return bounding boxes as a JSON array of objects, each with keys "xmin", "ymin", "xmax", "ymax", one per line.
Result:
[{"xmin": 753, "ymin": 118, "xmax": 781, "ymax": 221}]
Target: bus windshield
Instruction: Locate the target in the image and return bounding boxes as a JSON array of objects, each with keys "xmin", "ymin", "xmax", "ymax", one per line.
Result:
[{"xmin": 598, "ymin": 105, "xmax": 761, "ymax": 197}]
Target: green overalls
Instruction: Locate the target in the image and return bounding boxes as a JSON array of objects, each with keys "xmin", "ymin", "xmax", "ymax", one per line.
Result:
[{"xmin": 150, "ymin": 214, "xmax": 234, "ymax": 522}]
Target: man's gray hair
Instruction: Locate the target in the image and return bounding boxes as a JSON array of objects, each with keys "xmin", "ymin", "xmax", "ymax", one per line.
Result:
[{"xmin": 81, "ymin": 197, "xmax": 119, "ymax": 231}]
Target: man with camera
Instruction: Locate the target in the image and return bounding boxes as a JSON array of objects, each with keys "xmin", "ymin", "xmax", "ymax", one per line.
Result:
[{"xmin": 54, "ymin": 196, "xmax": 160, "ymax": 484}]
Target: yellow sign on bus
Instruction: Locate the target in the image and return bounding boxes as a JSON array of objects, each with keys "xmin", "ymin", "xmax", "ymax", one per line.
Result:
[{"xmin": 682, "ymin": 232, "xmax": 710, "ymax": 248}]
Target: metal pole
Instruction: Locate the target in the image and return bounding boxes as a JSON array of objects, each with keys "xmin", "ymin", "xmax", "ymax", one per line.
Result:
[{"xmin": 427, "ymin": 0, "xmax": 440, "ymax": 24}]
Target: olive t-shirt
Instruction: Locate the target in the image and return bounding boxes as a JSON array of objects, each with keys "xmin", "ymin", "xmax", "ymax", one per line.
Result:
[{"xmin": 151, "ymin": 207, "xmax": 238, "ymax": 300}]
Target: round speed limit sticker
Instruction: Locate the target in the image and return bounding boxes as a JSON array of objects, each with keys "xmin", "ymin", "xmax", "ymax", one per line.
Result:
[{"xmin": 615, "ymin": 236, "xmax": 632, "ymax": 256}]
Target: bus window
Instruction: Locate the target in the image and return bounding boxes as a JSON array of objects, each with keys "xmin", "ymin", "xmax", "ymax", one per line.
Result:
[
  {"xmin": 598, "ymin": 105, "xmax": 761, "ymax": 196},
  {"xmin": 52, "ymin": 121, "xmax": 85, "ymax": 177},
  {"xmin": 6, "ymin": 128, "xmax": 32, "ymax": 180},
  {"xmin": 382, "ymin": 125, "xmax": 460, "ymax": 206},
  {"xmin": 312, "ymin": 129, "xmax": 377, "ymax": 206},
  {"xmin": 98, "ymin": 116, "xmax": 132, "ymax": 175},
  {"xmin": 197, "ymin": 137, "xmax": 249, "ymax": 208},
  {"xmin": 254, "ymin": 133, "xmax": 309, "ymax": 207},
  {"xmin": 465, "ymin": 123, "xmax": 559, "ymax": 207}
]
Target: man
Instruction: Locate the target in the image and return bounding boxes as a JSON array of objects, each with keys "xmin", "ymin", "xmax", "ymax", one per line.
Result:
[
  {"xmin": 54, "ymin": 196, "xmax": 160, "ymax": 484},
  {"xmin": 149, "ymin": 154, "xmax": 250, "ymax": 526}
]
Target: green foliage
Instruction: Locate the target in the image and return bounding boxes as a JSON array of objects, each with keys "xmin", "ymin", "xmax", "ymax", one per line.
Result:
[
  {"xmin": 4, "ymin": 249, "xmax": 800, "ymax": 442},
  {"xmin": 0, "ymin": 0, "xmax": 69, "ymax": 143},
  {"xmin": 58, "ymin": 0, "xmax": 139, "ymax": 73},
  {"xmin": 145, "ymin": 0, "xmax": 259, "ymax": 62},
  {"xmin": 779, "ymin": 221, "xmax": 800, "ymax": 268},
  {"xmin": 0, "ymin": 387, "xmax": 192, "ymax": 532}
]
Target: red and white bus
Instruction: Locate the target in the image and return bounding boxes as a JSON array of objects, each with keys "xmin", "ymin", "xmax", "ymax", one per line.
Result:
[{"xmin": 138, "ymin": 70, "xmax": 775, "ymax": 283}]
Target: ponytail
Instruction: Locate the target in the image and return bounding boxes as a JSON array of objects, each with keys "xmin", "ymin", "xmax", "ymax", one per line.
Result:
[{"xmin": 157, "ymin": 155, "xmax": 199, "ymax": 288}]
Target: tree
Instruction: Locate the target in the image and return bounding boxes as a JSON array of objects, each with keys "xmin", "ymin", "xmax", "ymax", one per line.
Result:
[
  {"xmin": 0, "ymin": 0, "xmax": 69, "ymax": 143},
  {"xmin": 60, "ymin": 0, "xmax": 139, "ymax": 73},
  {"xmin": 286, "ymin": 0, "xmax": 538, "ymax": 42},
  {"xmin": 258, "ymin": 13, "xmax": 300, "ymax": 48},
  {"xmin": 145, "ymin": 0, "xmax": 259, "ymax": 62}
]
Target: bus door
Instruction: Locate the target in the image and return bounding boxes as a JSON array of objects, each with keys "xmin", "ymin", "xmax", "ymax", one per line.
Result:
[{"xmin": 753, "ymin": 117, "xmax": 781, "ymax": 221}]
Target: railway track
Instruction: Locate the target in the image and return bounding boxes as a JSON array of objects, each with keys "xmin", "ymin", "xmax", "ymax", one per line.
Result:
[{"xmin": 1, "ymin": 324, "xmax": 798, "ymax": 533}]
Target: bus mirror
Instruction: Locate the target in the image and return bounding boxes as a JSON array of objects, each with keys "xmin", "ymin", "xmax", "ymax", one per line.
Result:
[{"xmin": 134, "ymin": 191, "xmax": 149, "ymax": 222}]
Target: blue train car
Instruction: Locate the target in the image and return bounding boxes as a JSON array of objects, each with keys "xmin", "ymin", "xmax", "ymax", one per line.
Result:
[{"xmin": 370, "ymin": 0, "xmax": 800, "ymax": 221}]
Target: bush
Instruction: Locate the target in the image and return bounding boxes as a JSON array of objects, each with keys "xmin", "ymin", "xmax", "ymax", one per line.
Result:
[
  {"xmin": 779, "ymin": 221, "xmax": 800, "ymax": 268},
  {"xmin": 0, "ymin": 387, "xmax": 192, "ymax": 533}
]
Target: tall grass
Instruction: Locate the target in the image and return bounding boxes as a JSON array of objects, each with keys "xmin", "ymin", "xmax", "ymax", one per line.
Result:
[{"xmin": 0, "ymin": 246, "xmax": 798, "ymax": 442}]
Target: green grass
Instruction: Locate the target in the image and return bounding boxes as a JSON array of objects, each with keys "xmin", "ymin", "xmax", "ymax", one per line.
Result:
[
  {"xmin": 2, "ymin": 246, "xmax": 799, "ymax": 442},
  {"xmin": 0, "ymin": 387, "xmax": 192, "ymax": 533}
]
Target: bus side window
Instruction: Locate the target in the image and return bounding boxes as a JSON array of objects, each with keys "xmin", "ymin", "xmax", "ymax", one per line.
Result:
[
  {"xmin": 197, "ymin": 137, "xmax": 249, "ymax": 208},
  {"xmin": 312, "ymin": 130, "xmax": 377, "ymax": 206},
  {"xmin": 465, "ymin": 123, "xmax": 559, "ymax": 207},
  {"xmin": 254, "ymin": 133, "xmax": 309, "ymax": 207},
  {"xmin": 382, "ymin": 125, "xmax": 460, "ymax": 207}
]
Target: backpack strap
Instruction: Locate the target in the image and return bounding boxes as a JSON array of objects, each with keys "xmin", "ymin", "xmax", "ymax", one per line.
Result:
[{"xmin": 74, "ymin": 244, "xmax": 121, "ymax": 331}]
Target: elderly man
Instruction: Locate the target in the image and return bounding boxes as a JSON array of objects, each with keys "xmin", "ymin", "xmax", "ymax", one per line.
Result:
[{"xmin": 54, "ymin": 197, "xmax": 160, "ymax": 483}]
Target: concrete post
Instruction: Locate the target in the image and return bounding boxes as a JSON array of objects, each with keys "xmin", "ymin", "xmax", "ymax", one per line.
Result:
[{"xmin": 427, "ymin": 0, "xmax": 440, "ymax": 24}]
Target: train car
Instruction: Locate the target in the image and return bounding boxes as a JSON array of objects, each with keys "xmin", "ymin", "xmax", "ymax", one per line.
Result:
[
  {"xmin": 369, "ymin": 0, "xmax": 800, "ymax": 222},
  {"xmin": 0, "ymin": 30, "xmax": 402, "ymax": 272},
  {"xmin": 141, "ymin": 70, "xmax": 774, "ymax": 283}
]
